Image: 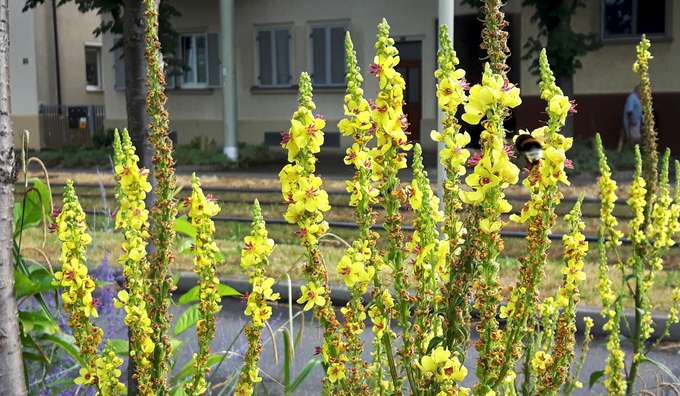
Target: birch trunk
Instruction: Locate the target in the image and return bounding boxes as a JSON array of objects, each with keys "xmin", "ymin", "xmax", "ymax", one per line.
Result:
[{"xmin": 0, "ymin": 0, "xmax": 28, "ymax": 393}]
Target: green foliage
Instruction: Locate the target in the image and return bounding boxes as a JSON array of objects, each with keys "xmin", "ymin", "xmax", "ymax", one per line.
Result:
[{"xmin": 567, "ymin": 138, "xmax": 636, "ymax": 175}]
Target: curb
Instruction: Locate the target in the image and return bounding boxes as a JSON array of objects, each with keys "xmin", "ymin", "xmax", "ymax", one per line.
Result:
[{"xmin": 175, "ymin": 272, "xmax": 680, "ymax": 342}]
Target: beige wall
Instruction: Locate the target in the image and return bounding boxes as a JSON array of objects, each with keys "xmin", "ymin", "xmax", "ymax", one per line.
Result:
[
  {"xmin": 519, "ymin": 1, "xmax": 680, "ymax": 96},
  {"xmin": 102, "ymin": 0, "xmax": 678, "ymax": 151}
]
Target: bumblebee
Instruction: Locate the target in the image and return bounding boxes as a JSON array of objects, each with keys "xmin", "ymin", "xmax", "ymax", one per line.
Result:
[{"xmin": 514, "ymin": 134, "xmax": 543, "ymax": 164}]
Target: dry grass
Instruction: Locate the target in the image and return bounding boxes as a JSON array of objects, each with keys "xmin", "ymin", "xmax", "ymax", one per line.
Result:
[{"xmin": 18, "ymin": 226, "xmax": 679, "ymax": 311}]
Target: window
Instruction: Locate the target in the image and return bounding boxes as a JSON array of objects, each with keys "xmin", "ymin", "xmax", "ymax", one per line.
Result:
[
  {"xmin": 256, "ymin": 26, "xmax": 292, "ymax": 87},
  {"xmin": 85, "ymin": 45, "xmax": 102, "ymax": 90},
  {"xmin": 181, "ymin": 33, "xmax": 209, "ymax": 87},
  {"xmin": 310, "ymin": 23, "xmax": 347, "ymax": 86},
  {"xmin": 602, "ymin": 0, "xmax": 668, "ymax": 39}
]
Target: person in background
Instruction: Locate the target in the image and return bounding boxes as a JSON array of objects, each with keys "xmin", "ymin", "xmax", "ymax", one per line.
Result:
[{"xmin": 619, "ymin": 84, "xmax": 642, "ymax": 151}]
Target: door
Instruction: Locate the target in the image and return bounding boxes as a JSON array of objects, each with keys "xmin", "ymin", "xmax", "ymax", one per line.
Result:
[{"xmin": 395, "ymin": 41, "xmax": 422, "ymax": 143}]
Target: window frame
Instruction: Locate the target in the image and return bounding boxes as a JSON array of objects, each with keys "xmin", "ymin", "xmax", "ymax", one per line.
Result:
[
  {"xmin": 84, "ymin": 43, "xmax": 102, "ymax": 92},
  {"xmin": 308, "ymin": 21, "xmax": 349, "ymax": 87},
  {"xmin": 600, "ymin": 0, "xmax": 672, "ymax": 42},
  {"xmin": 254, "ymin": 24, "xmax": 294, "ymax": 88},
  {"xmin": 180, "ymin": 32, "xmax": 210, "ymax": 89}
]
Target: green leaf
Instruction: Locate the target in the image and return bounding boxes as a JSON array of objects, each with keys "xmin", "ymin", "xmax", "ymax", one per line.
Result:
[
  {"xmin": 38, "ymin": 333, "xmax": 85, "ymax": 366},
  {"xmin": 19, "ymin": 310, "xmax": 59, "ymax": 334},
  {"xmin": 172, "ymin": 353, "xmax": 223, "ymax": 385},
  {"xmin": 170, "ymin": 386, "xmax": 189, "ymax": 396},
  {"xmin": 13, "ymin": 179, "xmax": 52, "ymax": 236},
  {"xmin": 175, "ymin": 216, "xmax": 196, "ymax": 238},
  {"xmin": 173, "ymin": 304, "xmax": 200, "ymax": 336},
  {"xmin": 282, "ymin": 329, "xmax": 292, "ymax": 389},
  {"xmin": 15, "ymin": 269, "xmax": 56, "ymax": 299},
  {"xmin": 178, "ymin": 283, "xmax": 240, "ymax": 305},
  {"xmin": 640, "ymin": 357, "xmax": 680, "ymax": 383},
  {"xmin": 589, "ymin": 370, "xmax": 604, "ymax": 389},
  {"xmin": 285, "ymin": 357, "xmax": 322, "ymax": 393},
  {"xmin": 106, "ymin": 339, "xmax": 129, "ymax": 356}
]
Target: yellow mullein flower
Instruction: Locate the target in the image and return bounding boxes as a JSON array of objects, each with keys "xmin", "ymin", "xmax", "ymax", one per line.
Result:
[
  {"xmin": 54, "ymin": 181, "xmax": 124, "ymax": 394},
  {"xmin": 236, "ymin": 201, "xmax": 278, "ymax": 395},
  {"xmin": 297, "ymin": 282, "xmax": 327, "ymax": 311},
  {"xmin": 184, "ymin": 174, "xmax": 224, "ymax": 395}
]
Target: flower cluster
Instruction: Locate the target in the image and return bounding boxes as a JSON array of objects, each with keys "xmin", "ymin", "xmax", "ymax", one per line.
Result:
[
  {"xmin": 53, "ymin": 181, "xmax": 124, "ymax": 394},
  {"xmin": 459, "ymin": 65, "xmax": 520, "ymax": 233},
  {"xmin": 235, "ymin": 201, "xmax": 278, "ymax": 396},
  {"xmin": 280, "ymin": 73, "xmax": 342, "ymax": 391},
  {"xmin": 633, "ymin": 35, "xmax": 659, "ymax": 195},
  {"xmin": 535, "ymin": 198, "xmax": 588, "ymax": 394},
  {"xmin": 184, "ymin": 175, "xmax": 223, "ymax": 395},
  {"xmin": 627, "ymin": 147, "xmax": 647, "ymax": 246},
  {"xmin": 417, "ymin": 346, "xmax": 469, "ymax": 395},
  {"xmin": 595, "ymin": 135, "xmax": 627, "ymax": 396},
  {"xmin": 112, "ymin": 129, "xmax": 155, "ymax": 395},
  {"xmin": 407, "ymin": 144, "xmax": 448, "ymax": 356}
]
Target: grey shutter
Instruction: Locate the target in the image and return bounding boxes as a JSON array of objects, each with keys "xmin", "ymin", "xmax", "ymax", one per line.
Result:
[
  {"xmin": 113, "ymin": 46, "xmax": 125, "ymax": 91},
  {"xmin": 330, "ymin": 26, "xmax": 346, "ymax": 85},
  {"xmin": 207, "ymin": 33, "xmax": 221, "ymax": 87},
  {"xmin": 311, "ymin": 27, "xmax": 326, "ymax": 85},
  {"xmin": 257, "ymin": 30, "xmax": 273, "ymax": 85},
  {"xmin": 274, "ymin": 29, "xmax": 291, "ymax": 85}
]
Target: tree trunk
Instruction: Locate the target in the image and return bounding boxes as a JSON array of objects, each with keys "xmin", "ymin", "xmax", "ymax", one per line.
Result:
[
  {"xmin": 123, "ymin": 0, "xmax": 154, "ymax": 176},
  {"xmin": 556, "ymin": 73, "xmax": 575, "ymax": 137},
  {"xmin": 0, "ymin": 1, "xmax": 28, "ymax": 394}
]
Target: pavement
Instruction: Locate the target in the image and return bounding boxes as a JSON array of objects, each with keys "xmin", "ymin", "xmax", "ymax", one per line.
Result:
[{"xmin": 173, "ymin": 300, "xmax": 680, "ymax": 396}]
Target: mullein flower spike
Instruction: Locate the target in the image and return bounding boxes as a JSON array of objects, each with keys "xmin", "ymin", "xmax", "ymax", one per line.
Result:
[
  {"xmin": 280, "ymin": 72, "xmax": 344, "ymax": 391},
  {"xmin": 595, "ymin": 134, "xmax": 627, "ymax": 396},
  {"xmin": 112, "ymin": 129, "xmax": 155, "ymax": 396},
  {"xmin": 184, "ymin": 175, "xmax": 223, "ymax": 395},
  {"xmin": 235, "ymin": 200, "xmax": 278, "ymax": 396},
  {"xmin": 143, "ymin": 0, "xmax": 179, "ymax": 389},
  {"xmin": 53, "ymin": 181, "xmax": 125, "ymax": 395}
]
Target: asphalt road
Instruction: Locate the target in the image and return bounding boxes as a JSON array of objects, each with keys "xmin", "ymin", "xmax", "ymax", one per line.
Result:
[{"xmin": 173, "ymin": 300, "xmax": 680, "ymax": 395}]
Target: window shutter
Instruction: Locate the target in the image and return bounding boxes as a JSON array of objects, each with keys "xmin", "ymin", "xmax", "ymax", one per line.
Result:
[
  {"xmin": 274, "ymin": 29, "xmax": 291, "ymax": 85},
  {"xmin": 113, "ymin": 46, "xmax": 126, "ymax": 91},
  {"xmin": 257, "ymin": 30, "xmax": 273, "ymax": 85},
  {"xmin": 311, "ymin": 27, "xmax": 326, "ymax": 85},
  {"xmin": 207, "ymin": 33, "xmax": 221, "ymax": 87},
  {"xmin": 330, "ymin": 26, "xmax": 346, "ymax": 85}
]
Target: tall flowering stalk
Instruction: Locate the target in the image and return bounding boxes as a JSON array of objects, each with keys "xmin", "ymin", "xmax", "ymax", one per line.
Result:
[
  {"xmin": 279, "ymin": 73, "xmax": 344, "ymax": 391},
  {"xmin": 457, "ymin": 3, "xmax": 521, "ymax": 392},
  {"xmin": 534, "ymin": 197, "xmax": 588, "ymax": 395},
  {"xmin": 235, "ymin": 200, "xmax": 278, "ymax": 396},
  {"xmin": 408, "ymin": 144, "xmax": 471, "ymax": 395},
  {"xmin": 53, "ymin": 181, "xmax": 125, "ymax": 395},
  {"xmin": 595, "ymin": 134, "xmax": 626, "ymax": 396},
  {"xmin": 111, "ymin": 129, "xmax": 155, "ymax": 395},
  {"xmin": 184, "ymin": 175, "xmax": 223, "ymax": 395},
  {"xmin": 337, "ymin": 32, "xmax": 378, "ymax": 393},
  {"xmin": 633, "ymin": 35, "xmax": 658, "ymax": 206},
  {"xmin": 430, "ymin": 25, "xmax": 473, "ymax": 355},
  {"xmin": 366, "ymin": 18, "xmax": 411, "ymax": 392},
  {"xmin": 143, "ymin": 0, "xmax": 178, "ymax": 389},
  {"xmin": 406, "ymin": 144, "xmax": 445, "ymax": 350},
  {"xmin": 494, "ymin": 48, "xmax": 573, "ymax": 391}
]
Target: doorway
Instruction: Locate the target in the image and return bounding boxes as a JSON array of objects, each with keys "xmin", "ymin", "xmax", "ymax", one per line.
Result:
[{"xmin": 395, "ymin": 41, "xmax": 422, "ymax": 143}]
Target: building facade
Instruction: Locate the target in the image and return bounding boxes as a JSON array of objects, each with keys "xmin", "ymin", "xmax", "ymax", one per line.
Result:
[
  {"xmin": 14, "ymin": 1, "xmax": 679, "ymax": 154},
  {"xmin": 9, "ymin": 0, "xmax": 104, "ymax": 149}
]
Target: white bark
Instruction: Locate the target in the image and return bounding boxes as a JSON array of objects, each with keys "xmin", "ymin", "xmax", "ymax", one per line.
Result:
[{"xmin": 0, "ymin": 0, "xmax": 28, "ymax": 394}]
